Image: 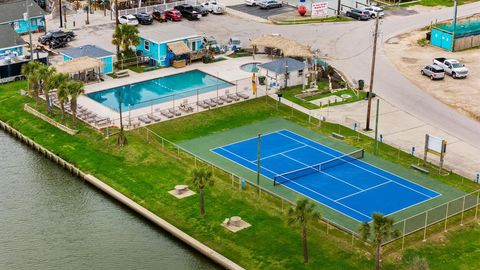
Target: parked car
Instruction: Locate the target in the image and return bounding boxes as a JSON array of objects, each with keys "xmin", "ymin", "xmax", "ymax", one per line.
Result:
[
  {"xmin": 193, "ymin": 5, "xmax": 209, "ymax": 16},
  {"xmin": 228, "ymin": 36, "xmax": 242, "ymax": 51},
  {"xmin": 134, "ymin": 12, "xmax": 153, "ymax": 25},
  {"xmin": 201, "ymin": 1, "xmax": 225, "ymax": 14},
  {"xmin": 118, "ymin": 14, "xmax": 139, "ymax": 25},
  {"xmin": 345, "ymin": 9, "xmax": 371, "ymax": 20},
  {"xmin": 38, "ymin": 30, "xmax": 75, "ymax": 45},
  {"xmin": 362, "ymin": 6, "xmax": 384, "ymax": 18},
  {"xmin": 174, "ymin": 4, "xmax": 201, "ymax": 20},
  {"xmin": 165, "ymin": 9, "xmax": 183, "ymax": 21},
  {"xmin": 421, "ymin": 64, "xmax": 445, "ymax": 80},
  {"xmin": 433, "ymin": 57, "xmax": 469, "ymax": 78},
  {"xmin": 245, "ymin": 0, "xmax": 261, "ymax": 6},
  {"xmin": 152, "ymin": 9, "xmax": 167, "ymax": 22},
  {"xmin": 258, "ymin": 0, "xmax": 282, "ymax": 9}
]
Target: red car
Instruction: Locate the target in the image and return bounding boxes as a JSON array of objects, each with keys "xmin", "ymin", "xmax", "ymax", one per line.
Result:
[{"xmin": 165, "ymin": 9, "xmax": 183, "ymax": 21}]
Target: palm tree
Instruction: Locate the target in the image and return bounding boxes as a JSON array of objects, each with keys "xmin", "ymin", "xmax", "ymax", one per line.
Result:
[
  {"xmin": 30, "ymin": 64, "xmax": 51, "ymax": 109},
  {"xmin": 55, "ymin": 75, "xmax": 71, "ymax": 122},
  {"xmin": 66, "ymin": 80, "xmax": 84, "ymax": 125},
  {"xmin": 21, "ymin": 61, "xmax": 42, "ymax": 102},
  {"xmin": 112, "ymin": 24, "xmax": 140, "ymax": 54},
  {"xmin": 287, "ymin": 198, "xmax": 320, "ymax": 264},
  {"xmin": 188, "ymin": 167, "xmax": 214, "ymax": 216},
  {"xmin": 44, "ymin": 69, "xmax": 69, "ymax": 114},
  {"xmin": 359, "ymin": 213, "xmax": 399, "ymax": 270}
]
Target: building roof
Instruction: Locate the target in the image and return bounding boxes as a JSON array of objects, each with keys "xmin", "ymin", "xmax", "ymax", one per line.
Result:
[
  {"xmin": 0, "ymin": 24, "xmax": 25, "ymax": 49},
  {"xmin": 53, "ymin": 56, "xmax": 104, "ymax": 74},
  {"xmin": 0, "ymin": 0, "xmax": 46, "ymax": 24},
  {"xmin": 167, "ymin": 41, "xmax": 191, "ymax": 55},
  {"xmin": 139, "ymin": 23, "xmax": 202, "ymax": 43},
  {"xmin": 261, "ymin": 58, "xmax": 306, "ymax": 74},
  {"xmin": 251, "ymin": 35, "xmax": 313, "ymax": 58},
  {"xmin": 61, "ymin": 45, "xmax": 114, "ymax": 59}
]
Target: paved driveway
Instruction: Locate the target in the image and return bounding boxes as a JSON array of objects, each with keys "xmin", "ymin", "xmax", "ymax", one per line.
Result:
[{"xmin": 228, "ymin": 3, "xmax": 296, "ymax": 19}]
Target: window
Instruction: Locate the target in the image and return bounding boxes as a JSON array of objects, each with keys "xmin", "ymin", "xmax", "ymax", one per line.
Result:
[
  {"xmin": 298, "ymin": 70, "xmax": 303, "ymax": 76},
  {"xmin": 144, "ymin": 40, "xmax": 150, "ymax": 51},
  {"xmin": 191, "ymin": 40, "xmax": 196, "ymax": 51}
]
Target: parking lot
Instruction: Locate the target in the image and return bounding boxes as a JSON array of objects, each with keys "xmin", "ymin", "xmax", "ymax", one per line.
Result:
[{"xmin": 228, "ymin": 3, "xmax": 296, "ymax": 19}]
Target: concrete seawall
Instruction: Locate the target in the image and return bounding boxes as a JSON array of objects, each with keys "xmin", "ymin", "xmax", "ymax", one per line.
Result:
[{"xmin": 0, "ymin": 120, "xmax": 244, "ymax": 270}]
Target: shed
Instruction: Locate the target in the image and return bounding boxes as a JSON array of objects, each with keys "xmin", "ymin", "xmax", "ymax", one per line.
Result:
[
  {"xmin": 61, "ymin": 45, "xmax": 114, "ymax": 74},
  {"xmin": 0, "ymin": 24, "xmax": 25, "ymax": 55},
  {"xmin": 53, "ymin": 56, "xmax": 104, "ymax": 82},
  {"xmin": 431, "ymin": 20, "xmax": 480, "ymax": 51},
  {"xmin": 136, "ymin": 24, "xmax": 205, "ymax": 67},
  {"xmin": 0, "ymin": 0, "xmax": 46, "ymax": 34},
  {"xmin": 259, "ymin": 57, "xmax": 308, "ymax": 89}
]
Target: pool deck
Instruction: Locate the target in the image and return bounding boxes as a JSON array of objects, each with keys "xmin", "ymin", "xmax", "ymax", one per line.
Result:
[{"xmin": 79, "ymin": 56, "xmax": 272, "ymax": 129}]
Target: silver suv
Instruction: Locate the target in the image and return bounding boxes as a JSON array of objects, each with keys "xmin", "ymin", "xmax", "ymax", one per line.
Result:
[{"xmin": 421, "ymin": 64, "xmax": 445, "ymax": 80}]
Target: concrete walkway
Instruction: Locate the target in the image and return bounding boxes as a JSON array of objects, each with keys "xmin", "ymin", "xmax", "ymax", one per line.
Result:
[{"xmin": 277, "ymin": 96, "xmax": 480, "ymax": 180}]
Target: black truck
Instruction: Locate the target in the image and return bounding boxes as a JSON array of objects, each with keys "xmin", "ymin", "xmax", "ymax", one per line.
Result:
[
  {"xmin": 174, "ymin": 4, "xmax": 201, "ymax": 20},
  {"xmin": 38, "ymin": 30, "xmax": 75, "ymax": 45}
]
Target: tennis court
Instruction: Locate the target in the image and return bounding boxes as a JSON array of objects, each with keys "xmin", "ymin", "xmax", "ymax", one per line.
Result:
[{"xmin": 212, "ymin": 129, "xmax": 441, "ymax": 222}]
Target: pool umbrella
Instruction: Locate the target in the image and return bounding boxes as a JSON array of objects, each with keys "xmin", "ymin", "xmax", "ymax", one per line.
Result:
[{"xmin": 252, "ymin": 73, "xmax": 257, "ymax": 95}]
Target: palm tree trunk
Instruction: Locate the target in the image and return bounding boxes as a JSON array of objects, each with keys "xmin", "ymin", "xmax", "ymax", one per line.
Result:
[
  {"xmin": 60, "ymin": 103, "xmax": 65, "ymax": 122},
  {"xmin": 44, "ymin": 91, "xmax": 50, "ymax": 114},
  {"xmin": 302, "ymin": 223, "xmax": 308, "ymax": 264},
  {"xmin": 200, "ymin": 188, "xmax": 205, "ymax": 215},
  {"xmin": 71, "ymin": 100, "xmax": 77, "ymax": 124},
  {"xmin": 375, "ymin": 243, "xmax": 381, "ymax": 270}
]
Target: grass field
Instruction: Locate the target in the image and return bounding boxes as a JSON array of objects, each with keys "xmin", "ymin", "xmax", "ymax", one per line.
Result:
[{"xmin": 1, "ymin": 81, "xmax": 480, "ymax": 269}]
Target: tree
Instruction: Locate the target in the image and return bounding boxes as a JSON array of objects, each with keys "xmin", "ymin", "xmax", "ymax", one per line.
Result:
[
  {"xmin": 30, "ymin": 64, "xmax": 51, "ymax": 109},
  {"xmin": 55, "ymin": 74, "xmax": 71, "ymax": 122},
  {"xmin": 359, "ymin": 213, "xmax": 399, "ymax": 270},
  {"xmin": 287, "ymin": 198, "xmax": 320, "ymax": 264},
  {"xmin": 66, "ymin": 80, "xmax": 84, "ymax": 125},
  {"xmin": 188, "ymin": 167, "xmax": 214, "ymax": 216},
  {"xmin": 21, "ymin": 61, "xmax": 42, "ymax": 102},
  {"xmin": 112, "ymin": 24, "xmax": 140, "ymax": 54},
  {"xmin": 44, "ymin": 69, "xmax": 69, "ymax": 115}
]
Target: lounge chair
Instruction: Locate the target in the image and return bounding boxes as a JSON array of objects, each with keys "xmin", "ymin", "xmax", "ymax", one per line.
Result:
[
  {"xmin": 138, "ymin": 116, "xmax": 152, "ymax": 124},
  {"xmin": 96, "ymin": 117, "xmax": 111, "ymax": 127},
  {"xmin": 179, "ymin": 99, "xmax": 194, "ymax": 113},
  {"xmin": 227, "ymin": 93, "xmax": 241, "ymax": 101},
  {"xmin": 220, "ymin": 95, "xmax": 232, "ymax": 103},
  {"xmin": 147, "ymin": 113, "xmax": 161, "ymax": 122},
  {"xmin": 237, "ymin": 92, "xmax": 249, "ymax": 99},
  {"xmin": 211, "ymin": 98, "xmax": 224, "ymax": 106},
  {"xmin": 197, "ymin": 101, "xmax": 209, "ymax": 109},
  {"xmin": 161, "ymin": 110, "xmax": 174, "ymax": 118},
  {"xmin": 168, "ymin": 108, "xmax": 182, "ymax": 116},
  {"xmin": 204, "ymin": 99, "xmax": 216, "ymax": 107}
]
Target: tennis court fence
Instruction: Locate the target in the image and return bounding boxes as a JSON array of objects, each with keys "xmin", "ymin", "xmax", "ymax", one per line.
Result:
[{"xmin": 133, "ymin": 100, "xmax": 480, "ymax": 248}]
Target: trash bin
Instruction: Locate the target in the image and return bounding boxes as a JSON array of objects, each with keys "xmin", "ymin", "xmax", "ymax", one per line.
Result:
[
  {"xmin": 358, "ymin": 79, "xmax": 364, "ymax": 90},
  {"xmin": 258, "ymin": 76, "xmax": 266, "ymax": 85}
]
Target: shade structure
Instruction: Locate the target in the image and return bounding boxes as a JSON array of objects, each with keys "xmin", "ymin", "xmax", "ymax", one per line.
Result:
[
  {"xmin": 251, "ymin": 35, "xmax": 313, "ymax": 58},
  {"xmin": 53, "ymin": 56, "xmax": 104, "ymax": 74},
  {"xmin": 167, "ymin": 41, "xmax": 191, "ymax": 56}
]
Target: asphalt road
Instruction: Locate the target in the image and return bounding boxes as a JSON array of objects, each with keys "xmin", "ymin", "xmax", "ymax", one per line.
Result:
[
  {"xmin": 228, "ymin": 3, "xmax": 295, "ymax": 19},
  {"xmin": 66, "ymin": 3, "xmax": 480, "ymax": 149}
]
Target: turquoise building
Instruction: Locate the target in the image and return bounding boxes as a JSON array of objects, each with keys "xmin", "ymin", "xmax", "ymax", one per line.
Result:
[
  {"xmin": 61, "ymin": 45, "xmax": 115, "ymax": 74},
  {"xmin": 0, "ymin": 25, "xmax": 25, "ymax": 56},
  {"xmin": 136, "ymin": 26, "xmax": 205, "ymax": 67},
  {"xmin": 0, "ymin": 0, "xmax": 46, "ymax": 34},
  {"xmin": 431, "ymin": 21, "xmax": 480, "ymax": 51}
]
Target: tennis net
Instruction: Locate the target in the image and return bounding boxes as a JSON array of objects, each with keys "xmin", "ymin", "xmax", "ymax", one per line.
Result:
[{"xmin": 273, "ymin": 149, "xmax": 365, "ymax": 186}]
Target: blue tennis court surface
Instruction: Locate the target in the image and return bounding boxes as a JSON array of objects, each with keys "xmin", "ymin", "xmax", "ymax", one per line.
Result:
[{"xmin": 211, "ymin": 130, "xmax": 441, "ymax": 222}]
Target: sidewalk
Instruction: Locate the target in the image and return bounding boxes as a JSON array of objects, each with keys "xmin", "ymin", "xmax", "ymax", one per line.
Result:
[{"xmin": 277, "ymin": 96, "xmax": 480, "ymax": 180}]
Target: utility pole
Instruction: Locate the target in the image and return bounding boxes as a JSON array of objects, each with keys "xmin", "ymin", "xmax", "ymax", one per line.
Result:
[
  {"xmin": 115, "ymin": 0, "xmax": 119, "ymax": 54},
  {"xmin": 337, "ymin": 0, "xmax": 341, "ymax": 17},
  {"xmin": 25, "ymin": 0, "xmax": 33, "ymax": 61},
  {"xmin": 453, "ymin": 0, "xmax": 458, "ymax": 31},
  {"xmin": 365, "ymin": 15, "xmax": 380, "ymax": 131},
  {"xmin": 59, "ymin": 0, "xmax": 63, "ymax": 28},
  {"xmin": 86, "ymin": 0, "xmax": 90, "ymax": 25}
]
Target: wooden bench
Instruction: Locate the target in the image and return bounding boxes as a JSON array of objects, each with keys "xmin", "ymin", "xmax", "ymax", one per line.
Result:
[
  {"xmin": 411, "ymin": 164, "xmax": 430, "ymax": 174},
  {"xmin": 115, "ymin": 70, "xmax": 129, "ymax": 78},
  {"xmin": 331, "ymin": 132, "xmax": 345, "ymax": 140}
]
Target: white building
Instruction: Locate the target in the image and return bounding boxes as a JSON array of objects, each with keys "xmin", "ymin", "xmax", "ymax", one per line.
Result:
[{"xmin": 259, "ymin": 58, "xmax": 308, "ymax": 89}]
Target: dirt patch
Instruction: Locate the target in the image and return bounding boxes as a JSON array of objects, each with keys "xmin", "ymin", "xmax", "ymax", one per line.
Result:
[{"xmin": 384, "ymin": 26, "xmax": 480, "ymax": 121}]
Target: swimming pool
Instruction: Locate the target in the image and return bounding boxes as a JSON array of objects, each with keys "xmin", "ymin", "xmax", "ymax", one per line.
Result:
[
  {"xmin": 240, "ymin": 63, "xmax": 261, "ymax": 73},
  {"xmin": 87, "ymin": 70, "xmax": 233, "ymax": 111}
]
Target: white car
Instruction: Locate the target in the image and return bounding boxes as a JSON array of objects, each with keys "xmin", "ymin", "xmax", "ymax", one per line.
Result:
[
  {"xmin": 362, "ymin": 6, "xmax": 384, "ymax": 18},
  {"xmin": 118, "ymin": 14, "xmax": 139, "ymax": 25},
  {"xmin": 201, "ymin": 1, "xmax": 225, "ymax": 14},
  {"xmin": 245, "ymin": 0, "xmax": 261, "ymax": 6}
]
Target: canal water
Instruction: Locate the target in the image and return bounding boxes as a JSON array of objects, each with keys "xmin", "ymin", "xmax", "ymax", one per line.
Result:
[{"xmin": 0, "ymin": 131, "xmax": 220, "ymax": 270}]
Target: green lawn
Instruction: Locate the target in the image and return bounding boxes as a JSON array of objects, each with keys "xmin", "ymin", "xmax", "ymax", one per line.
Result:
[{"xmin": 1, "ymin": 81, "xmax": 480, "ymax": 269}]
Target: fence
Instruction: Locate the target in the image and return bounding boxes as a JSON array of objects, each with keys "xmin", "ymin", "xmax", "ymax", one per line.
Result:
[
  {"xmin": 114, "ymin": 56, "xmax": 152, "ymax": 70},
  {"xmin": 386, "ymin": 189, "xmax": 480, "ymax": 248}
]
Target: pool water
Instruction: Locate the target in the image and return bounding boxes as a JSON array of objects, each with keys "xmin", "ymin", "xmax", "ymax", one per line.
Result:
[
  {"xmin": 240, "ymin": 63, "xmax": 261, "ymax": 73},
  {"xmin": 87, "ymin": 70, "xmax": 232, "ymax": 111}
]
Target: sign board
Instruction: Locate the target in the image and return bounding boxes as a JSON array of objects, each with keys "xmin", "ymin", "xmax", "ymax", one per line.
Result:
[
  {"xmin": 426, "ymin": 134, "xmax": 447, "ymax": 156},
  {"xmin": 311, "ymin": 2, "xmax": 328, "ymax": 18}
]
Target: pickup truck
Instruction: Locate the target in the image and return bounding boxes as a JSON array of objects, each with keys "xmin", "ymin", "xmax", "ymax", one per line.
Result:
[
  {"xmin": 432, "ymin": 58, "xmax": 469, "ymax": 78},
  {"xmin": 174, "ymin": 4, "xmax": 201, "ymax": 20}
]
